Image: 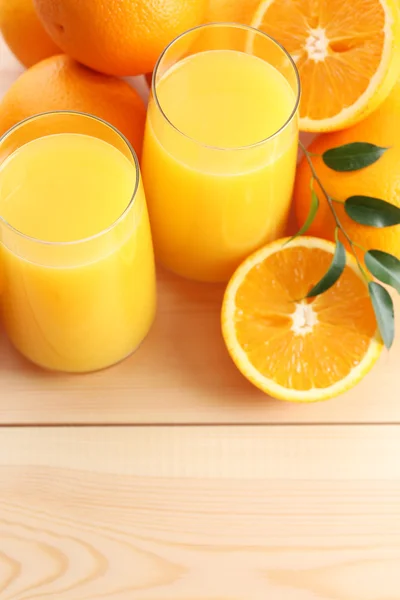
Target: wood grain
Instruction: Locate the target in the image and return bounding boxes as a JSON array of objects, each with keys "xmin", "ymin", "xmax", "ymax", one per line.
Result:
[
  {"xmin": 0, "ymin": 426, "xmax": 400, "ymax": 600},
  {"xmin": 1, "ymin": 36, "xmax": 400, "ymax": 426}
]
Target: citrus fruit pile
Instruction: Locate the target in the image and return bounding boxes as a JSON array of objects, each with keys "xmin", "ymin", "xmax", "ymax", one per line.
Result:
[{"xmin": 1, "ymin": 0, "xmax": 400, "ymax": 401}]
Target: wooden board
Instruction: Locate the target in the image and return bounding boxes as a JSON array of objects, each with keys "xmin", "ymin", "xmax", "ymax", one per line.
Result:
[
  {"xmin": 1, "ymin": 426, "xmax": 400, "ymax": 599},
  {"xmin": 1, "ymin": 38, "xmax": 400, "ymax": 426}
]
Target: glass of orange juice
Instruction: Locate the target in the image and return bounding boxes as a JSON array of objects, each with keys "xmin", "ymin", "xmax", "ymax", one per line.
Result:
[
  {"xmin": 0, "ymin": 111, "xmax": 156, "ymax": 372},
  {"xmin": 142, "ymin": 23, "xmax": 300, "ymax": 283}
]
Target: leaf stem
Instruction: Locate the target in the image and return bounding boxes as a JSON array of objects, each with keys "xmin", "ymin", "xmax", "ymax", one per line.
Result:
[
  {"xmin": 299, "ymin": 141, "xmax": 343, "ymax": 229},
  {"xmin": 351, "ymin": 240, "xmax": 367, "ymax": 252},
  {"xmin": 352, "ymin": 250, "xmax": 370, "ymax": 283}
]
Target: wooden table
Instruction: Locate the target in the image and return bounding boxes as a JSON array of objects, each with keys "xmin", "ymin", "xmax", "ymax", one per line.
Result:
[{"xmin": 1, "ymin": 38, "xmax": 400, "ymax": 600}]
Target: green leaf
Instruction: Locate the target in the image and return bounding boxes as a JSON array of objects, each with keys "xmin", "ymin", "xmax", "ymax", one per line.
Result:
[
  {"xmin": 286, "ymin": 184, "xmax": 319, "ymax": 244},
  {"xmin": 306, "ymin": 240, "xmax": 346, "ymax": 298},
  {"xmin": 322, "ymin": 142, "xmax": 388, "ymax": 172},
  {"xmin": 368, "ymin": 281, "xmax": 395, "ymax": 349},
  {"xmin": 345, "ymin": 196, "xmax": 400, "ymax": 227},
  {"xmin": 365, "ymin": 250, "xmax": 400, "ymax": 294}
]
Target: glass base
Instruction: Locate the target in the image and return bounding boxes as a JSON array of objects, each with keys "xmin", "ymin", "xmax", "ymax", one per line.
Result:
[{"xmin": 9, "ymin": 315, "xmax": 156, "ymax": 375}]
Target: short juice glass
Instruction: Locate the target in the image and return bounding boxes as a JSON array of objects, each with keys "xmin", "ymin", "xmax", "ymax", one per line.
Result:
[
  {"xmin": 0, "ymin": 112, "xmax": 156, "ymax": 372},
  {"xmin": 142, "ymin": 23, "xmax": 300, "ymax": 283}
]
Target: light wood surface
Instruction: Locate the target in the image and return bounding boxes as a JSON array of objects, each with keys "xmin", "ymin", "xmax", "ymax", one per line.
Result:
[
  {"xmin": 1, "ymin": 426, "xmax": 400, "ymax": 599},
  {"xmin": 1, "ymin": 38, "xmax": 400, "ymax": 425}
]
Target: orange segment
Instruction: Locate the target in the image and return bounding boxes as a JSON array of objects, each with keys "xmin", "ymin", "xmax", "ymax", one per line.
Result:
[
  {"xmin": 222, "ymin": 237, "xmax": 383, "ymax": 402},
  {"xmin": 248, "ymin": 0, "xmax": 400, "ymax": 131}
]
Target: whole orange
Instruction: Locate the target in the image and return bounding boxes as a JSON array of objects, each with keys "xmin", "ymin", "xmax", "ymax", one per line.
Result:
[
  {"xmin": 33, "ymin": 0, "xmax": 207, "ymax": 76},
  {"xmin": 207, "ymin": 0, "xmax": 260, "ymax": 24},
  {"xmin": 0, "ymin": 54, "xmax": 146, "ymax": 157},
  {"xmin": 294, "ymin": 79, "xmax": 400, "ymax": 259},
  {"xmin": 0, "ymin": 0, "xmax": 60, "ymax": 67}
]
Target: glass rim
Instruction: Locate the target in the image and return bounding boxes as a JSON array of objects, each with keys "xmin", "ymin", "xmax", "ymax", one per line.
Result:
[
  {"xmin": 0, "ymin": 110, "xmax": 140, "ymax": 247},
  {"xmin": 152, "ymin": 21, "xmax": 301, "ymax": 152}
]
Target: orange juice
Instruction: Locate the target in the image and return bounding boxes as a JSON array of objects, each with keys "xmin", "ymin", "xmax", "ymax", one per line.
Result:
[
  {"xmin": 143, "ymin": 45, "xmax": 298, "ymax": 282},
  {"xmin": 0, "ymin": 131, "xmax": 156, "ymax": 372}
]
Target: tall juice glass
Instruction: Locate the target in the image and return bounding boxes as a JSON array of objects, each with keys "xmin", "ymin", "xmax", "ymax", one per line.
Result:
[
  {"xmin": 0, "ymin": 112, "xmax": 156, "ymax": 372},
  {"xmin": 142, "ymin": 23, "xmax": 300, "ymax": 283}
]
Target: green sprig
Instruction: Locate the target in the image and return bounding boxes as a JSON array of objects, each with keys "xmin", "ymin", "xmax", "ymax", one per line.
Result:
[{"xmin": 294, "ymin": 140, "xmax": 396, "ymax": 349}]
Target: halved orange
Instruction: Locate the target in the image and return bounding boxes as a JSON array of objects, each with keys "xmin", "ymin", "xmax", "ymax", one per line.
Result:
[
  {"xmin": 222, "ymin": 237, "xmax": 383, "ymax": 402},
  {"xmin": 248, "ymin": 0, "xmax": 400, "ymax": 131}
]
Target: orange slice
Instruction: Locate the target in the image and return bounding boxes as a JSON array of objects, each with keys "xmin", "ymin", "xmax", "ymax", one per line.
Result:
[
  {"xmin": 222, "ymin": 237, "xmax": 383, "ymax": 402},
  {"xmin": 248, "ymin": 0, "xmax": 400, "ymax": 131}
]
